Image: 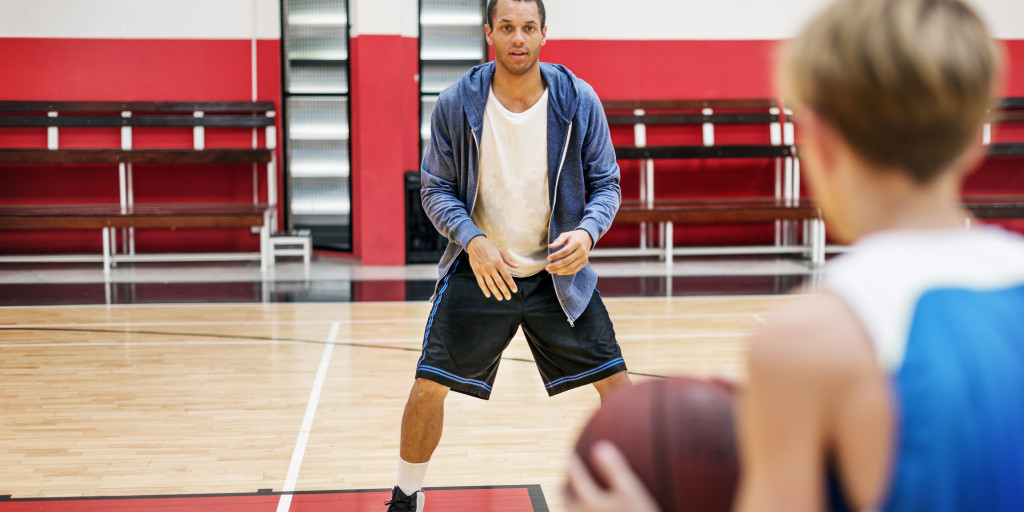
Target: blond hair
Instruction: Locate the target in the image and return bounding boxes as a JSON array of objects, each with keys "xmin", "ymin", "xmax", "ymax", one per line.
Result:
[{"xmin": 782, "ymin": 0, "xmax": 1002, "ymax": 183}]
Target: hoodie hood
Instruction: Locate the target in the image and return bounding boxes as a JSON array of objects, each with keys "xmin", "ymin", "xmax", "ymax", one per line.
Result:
[{"xmin": 459, "ymin": 61, "xmax": 579, "ymax": 131}]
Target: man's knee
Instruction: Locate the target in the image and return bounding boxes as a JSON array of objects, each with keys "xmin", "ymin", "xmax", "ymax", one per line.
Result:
[
  {"xmin": 409, "ymin": 377, "xmax": 450, "ymax": 404},
  {"xmin": 594, "ymin": 371, "xmax": 632, "ymax": 396}
]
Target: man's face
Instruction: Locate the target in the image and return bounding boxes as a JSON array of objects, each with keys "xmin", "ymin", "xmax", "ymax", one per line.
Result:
[{"xmin": 485, "ymin": 0, "xmax": 546, "ymax": 76}]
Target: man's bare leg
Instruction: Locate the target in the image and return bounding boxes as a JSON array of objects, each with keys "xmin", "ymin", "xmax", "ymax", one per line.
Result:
[
  {"xmin": 400, "ymin": 378, "xmax": 450, "ymax": 463},
  {"xmin": 592, "ymin": 371, "xmax": 632, "ymax": 403}
]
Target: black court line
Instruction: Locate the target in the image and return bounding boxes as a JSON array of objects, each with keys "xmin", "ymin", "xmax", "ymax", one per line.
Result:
[
  {"xmin": 0, "ymin": 274, "xmax": 807, "ymax": 307},
  {"xmin": 0, "ymin": 326, "xmax": 667, "ymax": 380}
]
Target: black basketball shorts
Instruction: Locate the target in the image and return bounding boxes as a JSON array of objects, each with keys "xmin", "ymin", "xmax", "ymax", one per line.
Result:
[{"xmin": 415, "ymin": 253, "xmax": 627, "ymax": 399}]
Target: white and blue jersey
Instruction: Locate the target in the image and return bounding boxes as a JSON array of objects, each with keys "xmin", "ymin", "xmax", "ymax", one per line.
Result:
[{"xmin": 824, "ymin": 227, "xmax": 1024, "ymax": 512}]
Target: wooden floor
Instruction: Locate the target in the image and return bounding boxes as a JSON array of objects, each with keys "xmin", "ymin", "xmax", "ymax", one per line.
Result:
[{"xmin": 0, "ymin": 296, "xmax": 798, "ymax": 511}]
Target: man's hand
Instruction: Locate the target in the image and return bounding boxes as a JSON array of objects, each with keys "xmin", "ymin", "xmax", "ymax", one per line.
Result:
[
  {"xmin": 564, "ymin": 441, "xmax": 660, "ymax": 512},
  {"xmin": 466, "ymin": 236, "xmax": 518, "ymax": 300},
  {"xmin": 547, "ymin": 230, "xmax": 593, "ymax": 276}
]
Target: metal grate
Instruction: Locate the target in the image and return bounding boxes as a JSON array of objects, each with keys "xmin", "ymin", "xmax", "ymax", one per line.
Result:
[
  {"xmin": 419, "ymin": 0, "xmax": 487, "ymax": 156},
  {"xmin": 282, "ymin": 0, "xmax": 351, "ymax": 251}
]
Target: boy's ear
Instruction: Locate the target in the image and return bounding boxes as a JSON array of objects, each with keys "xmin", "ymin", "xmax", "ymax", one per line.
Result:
[
  {"xmin": 800, "ymin": 109, "xmax": 839, "ymax": 174},
  {"xmin": 952, "ymin": 129, "xmax": 988, "ymax": 181}
]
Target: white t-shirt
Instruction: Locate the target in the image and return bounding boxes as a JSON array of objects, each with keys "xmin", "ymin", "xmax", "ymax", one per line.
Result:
[{"xmin": 471, "ymin": 87, "xmax": 551, "ymax": 277}]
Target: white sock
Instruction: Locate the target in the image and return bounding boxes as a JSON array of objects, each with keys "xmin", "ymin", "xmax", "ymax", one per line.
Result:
[{"xmin": 397, "ymin": 457, "xmax": 429, "ymax": 496}]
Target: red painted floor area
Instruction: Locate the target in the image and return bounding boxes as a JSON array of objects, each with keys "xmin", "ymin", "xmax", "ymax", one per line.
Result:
[{"xmin": 0, "ymin": 486, "xmax": 547, "ymax": 512}]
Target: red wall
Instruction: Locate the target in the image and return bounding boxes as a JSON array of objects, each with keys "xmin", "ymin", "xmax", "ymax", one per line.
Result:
[
  {"xmin": 2, "ymin": 36, "xmax": 1023, "ymax": 260},
  {"xmin": 0, "ymin": 37, "xmax": 283, "ymax": 254},
  {"xmin": 545, "ymin": 39, "xmax": 1024, "ymax": 246},
  {"xmin": 349, "ymin": 35, "xmax": 422, "ymax": 265}
]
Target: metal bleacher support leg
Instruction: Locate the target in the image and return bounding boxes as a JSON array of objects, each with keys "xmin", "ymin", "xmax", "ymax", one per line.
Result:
[
  {"xmin": 774, "ymin": 160, "xmax": 783, "ymax": 247},
  {"xmin": 782, "ymin": 107, "xmax": 798, "ymax": 246},
  {"xmin": 664, "ymin": 221, "xmax": 674, "ymax": 267},
  {"xmin": 266, "ymin": 113, "xmax": 279, "ymax": 231},
  {"xmin": 260, "ymin": 228, "xmax": 270, "ymax": 272},
  {"xmin": 807, "ymin": 218, "xmax": 818, "ymax": 264},
  {"xmin": 783, "ymin": 157, "xmax": 795, "ymax": 244},
  {"xmin": 102, "ymin": 228, "xmax": 112, "ymax": 274},
  {"xmin": 47, "ymin": 111, "xmax": 59, "ymax": 149},
  {"xmin": 810, "ymin": 219, "xmax": 826, "ymax": 266},
  {"xmin": 798, "ymin": 219, "xmax": 806, "ymax": 258},
  {"xmin": 819, "ymin": 221, "xmax": 827, "ymax": 266},
  {"xmin": 634, "ymin": 109, "xmax": 651, "ymax": 252},
  {"xmin": 109, "ymin": 227, "xmax": 118, "ymax": 268},
  {"xmin": 260, "ymin": 210, "xmax": 271, "ymax": 272},
  {"xmin": 121, "ymin": 111, "xmax": 135, "ymax": 257},
  {"xmin": 771, "ymin": 106, "xmax": 783, "ymax": 248}
]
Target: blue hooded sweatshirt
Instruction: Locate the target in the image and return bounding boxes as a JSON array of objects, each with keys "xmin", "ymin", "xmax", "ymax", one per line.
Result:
[{"xmin": 421, "ymin": 61, "xmax": 621, "ymax": 324}]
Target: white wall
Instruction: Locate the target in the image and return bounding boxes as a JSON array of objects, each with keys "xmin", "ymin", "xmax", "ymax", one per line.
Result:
[
  {"xmin": 0, "ymin": 0, "xmax": 1019, "ymax": 40},
  {"xmin": 544, "ymin": 0, "xmax": 1024, "ymax": 40},
  {"xmin": 349, "ymin": 0, "xmax": 418, "ymax": 37},
  {"xmin": 0, "ymin": 0, "xmax": 280, "ymax": 39}
]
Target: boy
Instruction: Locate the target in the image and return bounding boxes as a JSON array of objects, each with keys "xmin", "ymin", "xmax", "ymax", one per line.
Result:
[{"xmin": 566, "ymin": 1, "xmax": 1023, "ymax": 510}]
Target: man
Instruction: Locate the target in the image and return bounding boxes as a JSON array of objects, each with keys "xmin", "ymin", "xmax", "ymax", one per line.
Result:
[
  {"xmin": 566, "ymin": 0, "xmax": 1023, "ymax": 511},
  {"xmin": 386, "ymin": 0, "xmax": 631, "ymax": 510}
]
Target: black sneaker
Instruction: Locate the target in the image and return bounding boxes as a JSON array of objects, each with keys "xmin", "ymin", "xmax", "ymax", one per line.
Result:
[{"xmin": 385, "ymin": 486, "xmax": 424, "ymax": 512}]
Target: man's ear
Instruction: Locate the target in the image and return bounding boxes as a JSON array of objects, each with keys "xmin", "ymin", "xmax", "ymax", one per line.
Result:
[
  {"xmin": 540, "ymin": 25, "xmax": 547, "ymax": 46},
  {"xmin": 484, "ymin": 24, "xmax": 494, "ymax": 46}
]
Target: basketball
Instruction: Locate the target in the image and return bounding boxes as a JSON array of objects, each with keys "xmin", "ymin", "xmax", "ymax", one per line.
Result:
[{"xmin": 574, "ymin": 377, "xmax": 739, "ymax": 512}]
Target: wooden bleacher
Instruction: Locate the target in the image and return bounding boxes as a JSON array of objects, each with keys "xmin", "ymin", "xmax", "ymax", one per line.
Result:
[
  {"xmin": 963, "ymin": 97, "xmax": 1024, "ymax": 221},
  {"xmin": 598, "ymin": 98, "xmax": 825, "ymax": 265},
  {"xmin": 0, "ymin": 101, "xmax": 305, "ymax": 272}
]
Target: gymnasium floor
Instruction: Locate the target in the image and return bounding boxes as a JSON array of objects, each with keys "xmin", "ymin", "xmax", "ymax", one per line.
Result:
[{"xmin": 0, "ymin": 255, "xmax": 817, "ymax": 512}]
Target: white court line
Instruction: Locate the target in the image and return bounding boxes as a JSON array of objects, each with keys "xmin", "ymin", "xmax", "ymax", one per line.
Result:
[
  {"xmin": 753, "ymin": 314, "xmax": 769, "ymax": 325},
  {"xmin": 0, "ymin": 338, "xmax": 419, "ymax": 348},
  {"xmin": 277, "ymin": 321, "xmax": 339, "ymax": 512},
  {"xmin": 603, "ymin": 294, "xmax": 807, "ymax": 302},
  {"xmin": 0, "ymin": 340, "xmax": 284, "ymax": 348},
  {"xmin": 617, "ymin": 332, "xmax": 750, "ymax": 340},
  {"xmin": 0, "ymin": 318, "xmax": 421, "ymax": 329}
]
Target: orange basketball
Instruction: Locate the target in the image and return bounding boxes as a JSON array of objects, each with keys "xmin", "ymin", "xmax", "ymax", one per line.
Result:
[{"xmin": 574, "ymin": 377, "xmax": 739, "ymax": 512}]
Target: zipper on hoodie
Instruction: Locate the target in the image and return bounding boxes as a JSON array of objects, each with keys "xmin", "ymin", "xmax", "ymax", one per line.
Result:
[
  {"xmin": 470, "ymin": 128, "xmax": 481, "ymax": 217},
  {"xmin": 548, "ymin": 122, "xmax": 575, "ymax": 327}
]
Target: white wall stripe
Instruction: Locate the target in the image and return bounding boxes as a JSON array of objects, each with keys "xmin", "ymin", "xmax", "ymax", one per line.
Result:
[
  {"xmin": 544, "ymin": 0, "xmax": 1024, "ymax": 40},
  {"xmin": 0, "ymin": 0, "xmax": 281, "ymax": 39},
  {"xmin": 350, "ymin": 0, "xmax": 418, "ymax": 37},
  {"xmin": 276, "ymin": 321, "xmax": 339, "ymax": 512},
  {"xmin": 2, "ymin": 0, "xmax": 1018, "ymax": 40}
]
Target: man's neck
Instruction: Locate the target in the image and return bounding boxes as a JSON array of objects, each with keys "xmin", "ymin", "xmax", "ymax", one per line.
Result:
[{"xmin": 491, "ymin": 66, "xmax": 546, "ymax": 114}]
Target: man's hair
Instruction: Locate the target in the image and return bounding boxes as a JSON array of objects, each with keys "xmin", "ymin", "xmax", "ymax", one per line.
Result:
[
  {"xmin": 782, "ymin": 0, "xmax": 1002, "ymax": 183},
  {"xmin": 487, "ymin": 0, "xmax": 546, "ymax": 29}
]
